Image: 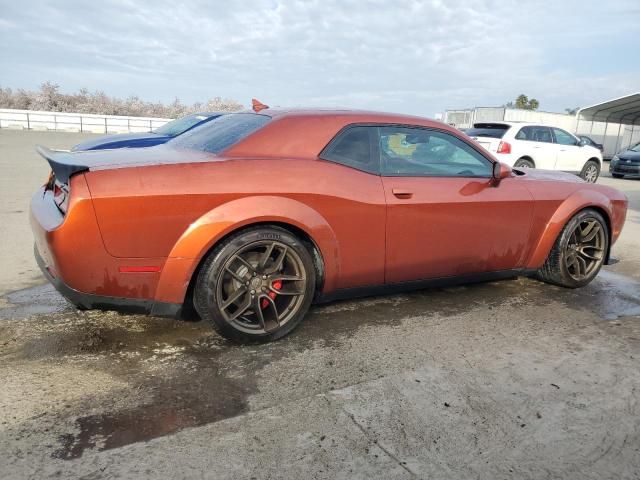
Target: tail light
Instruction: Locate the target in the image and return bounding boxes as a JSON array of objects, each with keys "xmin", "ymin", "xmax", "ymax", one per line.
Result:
[
  {"xmin": 45, "ymin": 172, "xmax": 70, "ymax": 215},
  {"xmin": 496, "ymin": 141, "xmax": 511, "ymax": 154}
]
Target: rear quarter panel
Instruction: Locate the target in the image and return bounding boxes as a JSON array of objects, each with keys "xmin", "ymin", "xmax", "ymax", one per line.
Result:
[
  {"xmin": 31, "ymin": 175, "xmax": 163, "ymax": 299},
  {"xmin": 85, "ymin": 157, "xmax": 387, "ymax": 296}
]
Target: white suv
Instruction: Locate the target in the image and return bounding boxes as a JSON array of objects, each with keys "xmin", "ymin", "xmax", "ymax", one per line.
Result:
[{"xmin": 465, "ymin": 122, "xmax": 603, "ymax": 182}]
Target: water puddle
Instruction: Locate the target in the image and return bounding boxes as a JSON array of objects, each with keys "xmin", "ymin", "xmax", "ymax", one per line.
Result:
[
  {"xmin": 52, "ymin": 354, "xmax": 253, "ymax": 460},
  {"xmin": 582, "ymin": 269, "xmax": 640, "ymax": 320},
  {"xmin": 0, "ymin": 283, "xmax": 69, "ymax": 319}
]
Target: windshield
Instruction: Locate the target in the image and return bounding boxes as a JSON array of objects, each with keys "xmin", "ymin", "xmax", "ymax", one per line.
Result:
[
  {"xmin": 466, "ymin": 124, "xmax": 510, "ymax": 139},
  {"xmin": 169, "ymin": 113, "xmax": 270, "ymax": 154},
  {"xmin": 154, "ymin": 114, "xmax": 215, "ymax": 136},
  {"xmin": 630, "ymin": 143, "xmax": 640, "ymax": 152}
]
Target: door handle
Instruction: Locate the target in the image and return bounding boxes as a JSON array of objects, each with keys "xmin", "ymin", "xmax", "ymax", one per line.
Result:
[{"xmin": 392, "ymin": 188, "xmax": 413, "ymax": 199}]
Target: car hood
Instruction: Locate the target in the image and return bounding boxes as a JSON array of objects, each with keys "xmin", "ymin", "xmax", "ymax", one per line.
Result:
[
  {"xmin": 72, "ymin": 132, "xmax": 170, "ymax": 151},
  {"xmin": 37, "ymin": 145, "xmax": 215, "ymax": 182},
  {"xmin": 584, "ymin": 145, "xmax": 603, "ymax": 156},
  {"xmin": 515, "ymin": 168, "xmax": 584, "ymax": 183},
  {"xmin": 618, "ymin": 149, "xmax": 640, "ymax": 161}
]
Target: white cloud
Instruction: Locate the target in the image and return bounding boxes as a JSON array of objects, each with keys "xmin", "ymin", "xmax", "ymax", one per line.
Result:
[{"xmin": 0, "ymin": 0, "xmax": 638, "ymax": 116}]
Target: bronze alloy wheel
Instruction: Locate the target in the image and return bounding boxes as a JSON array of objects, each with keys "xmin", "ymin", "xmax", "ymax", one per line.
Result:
[
  {"xmin": 536, "ymin": 209, "xmax": 609, "ymax": 289},
  {"xmin": 564, "ymin": 218, "xmax": 606, "ymax": 281},
  {"xmin": 215, "ymin": 240, "xmax": 307, "ymax": 335}
]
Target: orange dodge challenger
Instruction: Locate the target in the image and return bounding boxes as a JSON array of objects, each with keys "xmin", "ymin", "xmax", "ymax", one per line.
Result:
[{"xmin": 31, "ymin": 109, "xmax": 628, "ymax": 343}]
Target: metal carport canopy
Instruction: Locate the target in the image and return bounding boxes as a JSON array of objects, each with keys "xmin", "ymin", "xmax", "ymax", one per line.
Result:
[{"xmin": 577, "ymin": 92, "xmax": 640, "ymax": 125}]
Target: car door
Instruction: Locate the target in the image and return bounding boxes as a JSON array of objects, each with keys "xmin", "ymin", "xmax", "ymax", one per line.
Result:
[
  {"xmin": 317, "ymin": 125, "xmax": 387, "ymax": 288},
  {"xmin": 552, "ymin": 127, "xmax": 582, "ymax": 171},
  {"xmin": 513, "ymin": 126, "xmax": 557, "ymax": 169},
  {"xmin": 378, "ymin": 126, "xmax": 534, "ymax": 284}
]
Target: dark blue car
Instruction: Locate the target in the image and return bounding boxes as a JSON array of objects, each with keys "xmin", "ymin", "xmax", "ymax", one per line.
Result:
[{"xmin": 72, "ymin": 112, "xmax": 224, "ymax": 151}]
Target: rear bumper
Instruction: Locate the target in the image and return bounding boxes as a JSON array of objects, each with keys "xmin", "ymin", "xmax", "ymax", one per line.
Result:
[{"xmin": 34, "ymin": 244, "xmax": 182, "ymax": 317}]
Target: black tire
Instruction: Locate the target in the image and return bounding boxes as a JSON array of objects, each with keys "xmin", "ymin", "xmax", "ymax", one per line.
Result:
[
  {"xmin": 535, "ymin": 209, "xmax": 609, "ymax": 288},
  {"xmin": 194, "ymin": 226, "xmax": 316, "ymax": 343},
  {"xmin": 611, "ymin": 173, "xmax": 624, "ymax": 179},
  {"xmin": 579, "ymin": 160, "xmax": 600, "ymax": 183},
  {"xmin": 514, "ymin": 158, "xmax": 535, "ymax": 168}
]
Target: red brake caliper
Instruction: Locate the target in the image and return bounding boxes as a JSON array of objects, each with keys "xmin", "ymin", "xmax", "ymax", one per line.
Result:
[{"xmin": 261, "ymin": 280, "xmax": 282, "ymax": 309}]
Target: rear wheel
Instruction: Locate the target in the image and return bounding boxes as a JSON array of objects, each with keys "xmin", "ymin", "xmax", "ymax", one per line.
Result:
[
  {"xmin": 194, "ymin": 226, "xmax": 316, "ymax": 343},
  {"xmin": 580, "ymin": 160, "xmax": 600, "ymax": 183},
  {"xmin": 514, "ymin": 158, "xmax": 535, "ymax": 168},
  {"xmin": 536, "ymin": 209, "xmax": 608, "ymax": 288}
]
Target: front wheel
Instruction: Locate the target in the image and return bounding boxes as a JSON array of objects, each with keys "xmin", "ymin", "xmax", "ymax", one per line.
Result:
[
  {"xmin": 194, "ymin": 226, "xmax": 316, "ymax": 343},
  {"xmin": 611, "ymin": 173, "xmax": 624, "ymax": 179},
  {"xmin": 580, "ymin": 160, "xmax": 600, "ymax": 183},
  {"xmin": 535, "ymin": 209, "xmax": 608, "ymax": 288}
]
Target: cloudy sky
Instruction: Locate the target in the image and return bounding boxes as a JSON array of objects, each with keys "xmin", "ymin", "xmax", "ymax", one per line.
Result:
[{"xmin": 1, "ymin": 0, "xmax": 638, "ymax": 116}]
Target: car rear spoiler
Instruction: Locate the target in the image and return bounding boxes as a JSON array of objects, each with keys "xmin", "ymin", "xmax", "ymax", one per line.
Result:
[{"xmin": 36, "ymin": 146, "xmax": 89, "ymax": 183}]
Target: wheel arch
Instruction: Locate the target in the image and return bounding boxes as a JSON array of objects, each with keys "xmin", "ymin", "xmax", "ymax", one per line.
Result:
[
  {"xmin": 182, "ymin": 221, "xmax": 327, "ymax": 316},
  {"xmin": 153, "ymin": 196, "xmax": 340, "ymax": 306},
  {"xmin": 586, "ymin": 156, "xmax": 602, "ymax": 167},
  {"xmin": 525, "ymin": 191, "xmax": 614, "ymax": 269},
  {"xmin": 517, "ymin": 156, "xmax": 536, "ymax": 167}
]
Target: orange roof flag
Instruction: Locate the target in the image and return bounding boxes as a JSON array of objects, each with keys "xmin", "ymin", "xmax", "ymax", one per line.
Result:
[{"xmin": 252, "ymin": 98, "xmax": 269, "ymax": 112}]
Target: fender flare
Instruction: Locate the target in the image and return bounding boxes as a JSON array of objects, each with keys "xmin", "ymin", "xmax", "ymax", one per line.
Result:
[
  {"xmin": 525, "ymin": 189, "xmax": 614, "ymax": 269},
  {"xmin": 154, "ymin": 196, "xmax": 340, "ymax": 304}
]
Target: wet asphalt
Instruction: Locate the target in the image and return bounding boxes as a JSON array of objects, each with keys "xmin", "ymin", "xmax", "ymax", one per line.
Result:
[{"xmin": 0, "ymin": 130, "xmax": 639, "ymax": 479}]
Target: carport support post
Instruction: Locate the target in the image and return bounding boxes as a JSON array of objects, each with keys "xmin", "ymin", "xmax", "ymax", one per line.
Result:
[{"xmin": 613, "ymin": 122, "xmax": 623, "ymax": 156}]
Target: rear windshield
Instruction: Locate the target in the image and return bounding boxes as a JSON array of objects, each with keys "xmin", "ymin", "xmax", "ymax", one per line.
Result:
[
  {"xmin": 466, "ymin": 124, "xmax": 510, "ymax": 139},
  {"xmin": 154, "ymin": 113, "xmax": 213, "ymax": 136},
  {"xmin": 169, "ymin": 113, "xmax": 270, "ymax": 153}
]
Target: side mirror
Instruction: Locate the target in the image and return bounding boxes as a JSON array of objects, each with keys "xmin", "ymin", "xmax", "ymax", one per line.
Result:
[
  {"xmin": 578, "ymin": 138, "xmax": 587, "ymax": 147},
  {"xmin": 492, "ymin": 162, "xmax": 512, "ymax": 183}
]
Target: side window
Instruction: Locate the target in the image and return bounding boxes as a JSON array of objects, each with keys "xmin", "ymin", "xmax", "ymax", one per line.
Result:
[
  {"xmin": 379, "ymin": 126, "xmax": 492, "ymax": 177},
  {"xmin": 515, "ymin": 126, "xmax": 552, "ymax": 143},
  {"xmin": 321, "ymin": 126, "xmax": 378, "ymax": 174},
  {"xmin": 553, "ymin": 128, "xmax": 578, "ymax": 146},
  {"xmin": 515, "ymin": 126, "xmax": 532, "ymax": 140}
]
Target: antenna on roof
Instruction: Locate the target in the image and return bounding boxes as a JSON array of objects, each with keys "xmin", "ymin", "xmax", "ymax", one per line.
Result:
[{"xmin": 252, "ymin": 98, "xmax": 269, "ymax": 112}]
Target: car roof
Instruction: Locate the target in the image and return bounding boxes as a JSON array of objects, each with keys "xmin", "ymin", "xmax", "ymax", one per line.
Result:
[
  {"xmin": 471, "ymin": 121, "xmax": 521, "ymax": 126},
  {"xmin": 472, "ymin": 121, "xmax": 565, "ymax": 128},
  {"xmin": 224, "ymin": 109, "xmax": 473, "ymax": 159},
  {"xmin": 255, "ymin": 108, "xmax": 461, "ymax": 133}
]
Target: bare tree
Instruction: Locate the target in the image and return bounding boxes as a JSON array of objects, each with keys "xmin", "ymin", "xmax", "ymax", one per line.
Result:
[{"xmin": 0, "ymin": 82, "xmax": 243, "ymax": 117}]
